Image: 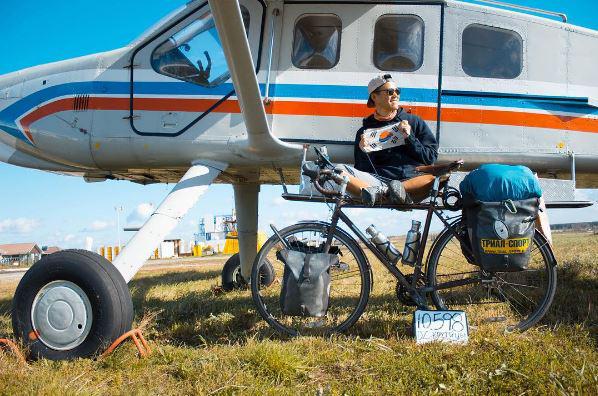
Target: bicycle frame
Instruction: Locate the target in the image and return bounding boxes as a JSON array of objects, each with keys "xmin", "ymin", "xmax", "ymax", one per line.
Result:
[{"xmin": 312, "ymin": 176, "xmax": 481, "ymax": 309}]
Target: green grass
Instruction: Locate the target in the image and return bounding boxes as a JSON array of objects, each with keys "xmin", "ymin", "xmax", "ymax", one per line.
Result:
[{"xmin": 0, "ymin": 233, "xmax": 596, "ymax": 395}]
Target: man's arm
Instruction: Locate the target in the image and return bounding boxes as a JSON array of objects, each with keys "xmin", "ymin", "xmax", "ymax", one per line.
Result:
[
  {"xmin": 403, "ymin": 117, "xmax": 438, "ymax": 165},
  {"xmin": 353, "ymin": 128, "xmax": 375, "ymax": 172}
]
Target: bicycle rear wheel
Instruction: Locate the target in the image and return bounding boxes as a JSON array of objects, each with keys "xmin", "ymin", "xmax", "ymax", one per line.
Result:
[
  {"xmin": 251, "ymin": 222, "xmax": 371, "ymax": 336},
  {"xmin": 426, "ymin": 221, "xmax": 557, "ymax": 332}
]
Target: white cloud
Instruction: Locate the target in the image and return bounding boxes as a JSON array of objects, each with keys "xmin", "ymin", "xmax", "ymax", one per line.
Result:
[
  {"xmin": 127, "ymin": 203, "xmax": 154, "ymax": 225},
  {"xmin": 80, "ymin": 220, "xmax": 111, "ymax": 232},
  {"xmin": 90, "ymin": 220, "xmax": 109, "ymax": 231},
  {"xmin": 0, "ymin": 218, "xmax": 40, "ymax": 234},
  {"xmin": 273, "ymin": 196, "xmax": 286, "ymax": 206},
  {"xmin": 64, "ymin": 234, "xmax": 75, "ymax": 242}
]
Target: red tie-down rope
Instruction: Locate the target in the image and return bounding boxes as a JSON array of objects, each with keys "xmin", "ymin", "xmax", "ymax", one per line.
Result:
[
  {"xmin": 0, "ymin": 338, "xmax": 28, "ymax": 365},
  {"xmin": 100, "ymin": 329, "xmax": 151, "ymax": 359}
]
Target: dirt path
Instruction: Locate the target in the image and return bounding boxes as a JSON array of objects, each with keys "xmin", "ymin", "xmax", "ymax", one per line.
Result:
[{"xmin": 0, "ymin": 255, "xmax": 231, "ymax": 284}]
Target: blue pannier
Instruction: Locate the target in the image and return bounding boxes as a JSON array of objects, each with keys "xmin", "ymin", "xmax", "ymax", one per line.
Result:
[{"xmin": 459, "ymin": 164, "xmax": 541, "ymax": 202}]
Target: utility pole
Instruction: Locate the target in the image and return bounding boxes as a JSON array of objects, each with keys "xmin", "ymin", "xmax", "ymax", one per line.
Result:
[{"xmin": 115, "ymin": 206, "xmax": 124, "ymax": 249}]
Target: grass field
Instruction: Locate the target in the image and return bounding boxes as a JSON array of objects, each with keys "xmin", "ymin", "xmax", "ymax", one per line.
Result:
[{"xmin": 0, "ymin": 232, "xmax": 596, "ymax": 395}]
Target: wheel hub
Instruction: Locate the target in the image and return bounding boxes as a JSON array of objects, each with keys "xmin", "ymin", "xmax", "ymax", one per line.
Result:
[
  {"xmin": 31, "ymin": 280, "xmax": 92, "ymax": 350},
  {"xmin": 231, "ymin": 266, "xmax": 246, "ymax": 288}
]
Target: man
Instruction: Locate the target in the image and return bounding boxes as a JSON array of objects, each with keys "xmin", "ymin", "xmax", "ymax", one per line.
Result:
[
  {"xmin": 342, "ymin": 74, "xmax": 438, "ymax": 204},
  {"xmin": 355, "ymin": 74, "xmax": 438, "ymax": 181}
]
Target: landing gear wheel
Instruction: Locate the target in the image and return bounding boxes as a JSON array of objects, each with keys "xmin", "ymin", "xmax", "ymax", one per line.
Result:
[
  {"xmin": 395, "ymin": 274, "xmax": 425, "ymax": 306},
  {"xmin": 12, "ymin": 250, "xmax": 134, "ymax": 360},
  {"xmin": 221, "ymin": 253, "xmax": 275, "ymax": 291}
]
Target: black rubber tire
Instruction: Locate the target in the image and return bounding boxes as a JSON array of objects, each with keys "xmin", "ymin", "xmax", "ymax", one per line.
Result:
[
  {"xmin": 12, "ymin": 250, "xmax": 134, "ymax": 360},
  {"xmin": 221, "ymin": 253, "xmax": 275, "ymax": 291},
  {"xmin": 66, "ymin": 249, "xmax": 134, "ymax": 337},
  {"xmin": 251, "ymin": 222, "xmax": 371, "ymax": 336},
  {"xmin": 426, "ymin": 221, "xmax": 557, "ymax": 332}
]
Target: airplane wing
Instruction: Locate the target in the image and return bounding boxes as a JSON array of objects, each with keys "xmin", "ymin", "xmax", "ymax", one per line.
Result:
[{"xmin": 208, "ymin": 0, "xmax": 302, "ymax": 160}]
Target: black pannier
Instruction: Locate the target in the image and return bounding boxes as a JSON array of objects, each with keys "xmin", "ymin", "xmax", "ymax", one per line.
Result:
[
  {"xmin": 278, "ymin": 250, "xmax": 338, "ymax": 317},
  {"xmin": 463, "ymin": 198, "xmax": 539, "ymax": 272}
]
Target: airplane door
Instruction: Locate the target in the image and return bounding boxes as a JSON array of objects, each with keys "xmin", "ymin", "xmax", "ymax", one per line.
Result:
[
  {"xmin": 128, "ymin": 1, "xmax": 265, "ymax": 136},
  {"xmin": 274, "ymin": 3, "xmax": 442, "ymax": 149}
]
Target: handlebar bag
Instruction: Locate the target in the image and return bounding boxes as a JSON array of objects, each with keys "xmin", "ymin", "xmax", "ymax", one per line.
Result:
[
  {"xmin": 463, "ymin": 198, "xmax": 539, "ymax": 272},
  {"xmin": 278, "ymin": 249, "xmax": 337, "ymax": 317}
]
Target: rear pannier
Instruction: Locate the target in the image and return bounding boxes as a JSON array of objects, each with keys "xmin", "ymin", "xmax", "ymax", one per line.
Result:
[
  {"xmin": 460, "ymin": 164, "xmax": 542, "ymax": 272},
  {"xmin": 463, "ymin": 198, "xmax": 538, "ymax": 272}
]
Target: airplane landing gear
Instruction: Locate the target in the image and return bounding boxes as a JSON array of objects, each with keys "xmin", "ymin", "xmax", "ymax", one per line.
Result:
[
  {"xmin": 12, "ymin": 250, "xmax": 133, "ymax": 360},
  {"xmin": 221, "ymin": 253, "xmax": 275, "ymax": 291}
]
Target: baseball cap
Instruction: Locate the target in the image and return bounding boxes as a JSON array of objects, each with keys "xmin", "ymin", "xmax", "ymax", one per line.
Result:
[{"xmin": 367, "ymin": 74, "xmax": 394, "ymax": 108}]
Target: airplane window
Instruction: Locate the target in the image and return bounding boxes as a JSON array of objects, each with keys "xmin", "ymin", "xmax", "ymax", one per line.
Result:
[
  {"xmin": 151, "ymin": 7, "xmax": 250, "ymax": 87},
  {"xmin": 292, "ymin": 14, "xmax": 342, "ymax": 69},
  {"xmin": 462, "ymin": 24, "xmax": 523, "ymax": 79},
  {"xmin": 373, "ymin": 15, "xmax": 424, "ymax": 72}
]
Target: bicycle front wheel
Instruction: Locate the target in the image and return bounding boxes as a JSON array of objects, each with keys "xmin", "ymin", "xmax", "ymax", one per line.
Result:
[
  {"xmin": 426, "ymin": 221, "xmax": 557, "ymax": 332},
  {"xmin": 251, "ymin": 222, "xmax": 371, "ymax": 336}
]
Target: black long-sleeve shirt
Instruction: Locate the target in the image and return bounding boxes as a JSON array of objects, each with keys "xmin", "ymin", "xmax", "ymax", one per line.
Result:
[{"xmin": 354, "ymin": 109, "xmax": 438, "ymax": 180}]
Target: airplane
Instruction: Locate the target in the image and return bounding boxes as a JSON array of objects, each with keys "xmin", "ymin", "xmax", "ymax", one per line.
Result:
[{"xmin": 1, "ymin": 0, "xmax": 596, "ymax": 360}]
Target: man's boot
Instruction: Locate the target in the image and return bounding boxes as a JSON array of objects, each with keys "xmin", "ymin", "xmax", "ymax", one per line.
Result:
[
  {"xmin": 388, "ymin": 180, "xmax": 411, "ymax": 204},
  {"xmin": 361, "ymin": 186, "xmax": 385, "ymax": 206},
  {"xmin": 361, "ymin": 181, "xmax": 411, "ymax": 206}
]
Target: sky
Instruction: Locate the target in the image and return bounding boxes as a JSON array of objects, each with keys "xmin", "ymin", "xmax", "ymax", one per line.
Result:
[{"xmin": 0, "ymin": 0, "xmax": 597, "ymax": 251}]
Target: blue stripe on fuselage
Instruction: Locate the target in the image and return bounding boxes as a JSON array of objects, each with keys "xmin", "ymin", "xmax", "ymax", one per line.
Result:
[{"xmin": 0, "ymin": 81, "xmax": 596, "ymax": 141}]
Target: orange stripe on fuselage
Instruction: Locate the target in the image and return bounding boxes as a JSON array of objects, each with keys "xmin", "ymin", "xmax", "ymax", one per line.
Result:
[
  {"xmin": 441, "ymin": 107, "xmax": 597, "ymax": 133},
  {"xmin": 19, "ymin": 97, "xmax": 598, "ymax": 139}
]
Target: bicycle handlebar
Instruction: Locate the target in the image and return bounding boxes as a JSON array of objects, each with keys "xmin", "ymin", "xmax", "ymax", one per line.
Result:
[{"xmin": 312, "ymin": 169, "xmax": 346, "ymax": 197}]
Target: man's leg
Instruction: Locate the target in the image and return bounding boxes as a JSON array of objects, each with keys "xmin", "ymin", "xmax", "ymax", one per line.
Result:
[
  {"xmin": 339, "ymin": 165, "xmax": 385, "ymax": 196},
  {"xmin": 340, "ymin": 165, "xmax": 409, "ymax": 205}
]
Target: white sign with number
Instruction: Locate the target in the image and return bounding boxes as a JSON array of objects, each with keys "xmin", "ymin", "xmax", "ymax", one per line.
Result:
[{"xmin": 413, "ymin": 310, "xmax": 469, "ymax": 344}]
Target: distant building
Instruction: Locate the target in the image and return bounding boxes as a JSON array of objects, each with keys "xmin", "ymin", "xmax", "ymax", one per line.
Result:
[
  {"xmin": 42, "ymin": 246, "xmax": 62, "ymax": 256},
  {"xmin": 551, "ymin": 221, "xmax": 598, "ymax": 233},
  {"xmin": 0, "ymin": 243, "xmax": 43, "ymax": 265}
]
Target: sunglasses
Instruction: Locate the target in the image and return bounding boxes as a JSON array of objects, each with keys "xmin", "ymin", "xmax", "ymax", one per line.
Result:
[{"xmin": 375, "ymin": 88, "xmax": 401, "ymax": 96}]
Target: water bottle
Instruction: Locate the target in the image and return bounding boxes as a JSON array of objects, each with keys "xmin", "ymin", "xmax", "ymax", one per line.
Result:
[
  {"xmin": 402, "ymin": 220, "xmax": 421, "ymax": 266},
  {"xmin": 366, "ymin": 225, "xmax": 401, "ymax": 265}
]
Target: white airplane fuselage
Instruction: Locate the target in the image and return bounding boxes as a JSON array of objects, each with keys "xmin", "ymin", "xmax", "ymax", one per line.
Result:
[{"xmin": 1, "ymin": 0, "xmax": 597, "ymax": 186}]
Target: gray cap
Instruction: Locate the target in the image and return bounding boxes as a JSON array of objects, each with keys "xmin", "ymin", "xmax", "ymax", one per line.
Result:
[{"xmin": 367, "ymin": 74, "xmax": 394, "ymax": 108}]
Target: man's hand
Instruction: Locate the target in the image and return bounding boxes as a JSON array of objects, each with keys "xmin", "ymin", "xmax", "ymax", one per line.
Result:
[
  {"xmin": 359, "ymin": 134, "xmax": 368, "ymax": 151},
  {"xmin": 398, "ymin": 120, "xmax": 411, "ymax": 138}
]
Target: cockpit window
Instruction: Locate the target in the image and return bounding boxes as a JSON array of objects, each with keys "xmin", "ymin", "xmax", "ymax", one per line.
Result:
[
  {"xmin": 373, "ymin": 15, "xmax": 424, "ymax": 72},
  {"xmin": 151, "ymin": 7, "xmax": 250, "ymax": 87},
  {"xmin": 292, "ymin": 14, "xmax": 342, "ymax": 69},
  {"xmin": 462, "ymin": 24, "xmax": 523, "ymax": 79}
]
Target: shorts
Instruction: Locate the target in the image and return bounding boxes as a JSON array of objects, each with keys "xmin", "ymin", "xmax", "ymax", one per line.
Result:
[{"xmin": 299, "ymin": 164, "xmax": 386, "ymax": 196}]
